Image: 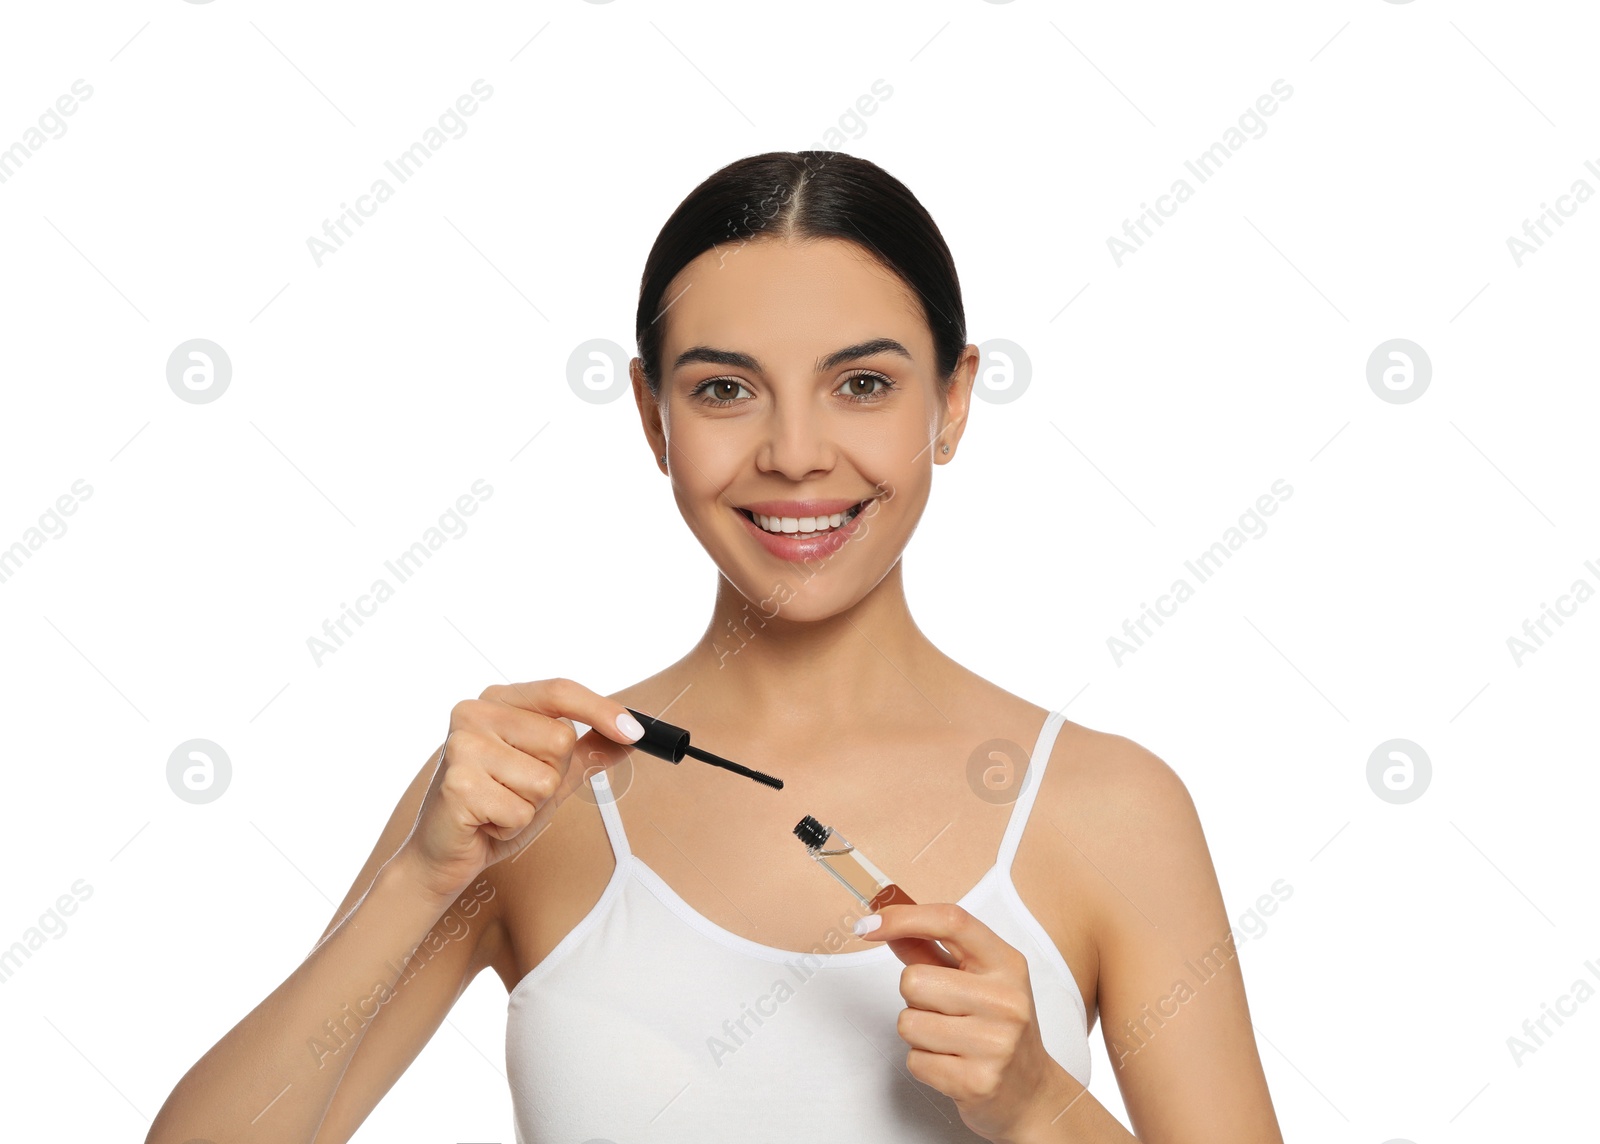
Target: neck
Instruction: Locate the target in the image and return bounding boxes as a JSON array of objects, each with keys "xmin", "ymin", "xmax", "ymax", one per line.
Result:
[{"xmin": 682, "ymin": 560, "xmax": 949, "ymax": 733}]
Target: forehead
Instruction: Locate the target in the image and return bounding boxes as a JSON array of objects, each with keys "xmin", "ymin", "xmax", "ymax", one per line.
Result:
[{"xmin": 658, "ymin": 236, "xmax": 929, "ymax": 365}]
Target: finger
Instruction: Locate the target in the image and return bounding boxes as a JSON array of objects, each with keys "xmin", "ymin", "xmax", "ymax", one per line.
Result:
[
  {"xmin": 463, "ymin": 700, "xmax": 623, "ymax": 778},
  {"xmin": 464, "ymin": 703, "xmax": 581, "ymax": 769},
  {"xmin": 450, "ymin": 757, "xmax": 541, "ymax": 841},
  {"xmin": 465, "ymin": 731, "xmax": 563, "ymax": 807},
  {"xmin": 883, "ymin": 934, "xmax": 960, "ymax": 969},
  {"xmin": 858, "ymin": 903, "xmax": 1013, "ymax": 974},
  {"xmin": 513, "ymin": 729, "xmax": 628, "ymax": 849},
  {"xmin": 896, "ymin": 1007, "xmax": 974, "ymax": 1055},
  {"xmin": 897, "ymin": 963, "xmax": 988, "ymax": 1017},
  {"xmin": 905, "ymin": 1047, "xmax": 965, "ymax": 1096},
  {"xmin": 482, "ymin": 678, "xmax": 645, "ymax": 746}
]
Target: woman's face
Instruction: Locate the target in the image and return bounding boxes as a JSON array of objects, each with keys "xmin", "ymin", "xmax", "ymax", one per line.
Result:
[{"xmin": 632, "ymin": 235, "xmax": 975, "ymax": 622}]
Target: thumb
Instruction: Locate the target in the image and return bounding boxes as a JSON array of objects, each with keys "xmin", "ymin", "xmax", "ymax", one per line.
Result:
[{"xmin": 858, "ymin": 908, "xmax": 960, "ymax": 968}]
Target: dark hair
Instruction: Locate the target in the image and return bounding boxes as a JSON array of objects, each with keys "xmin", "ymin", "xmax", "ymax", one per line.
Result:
[{"xmin": 634, "ymin": 151, "xmax": 967, "ymax": 396}]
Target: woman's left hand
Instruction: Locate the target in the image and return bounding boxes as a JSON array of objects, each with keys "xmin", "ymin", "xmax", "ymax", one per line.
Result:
[{"xmin": 856, "ymin": 902, "xmax": 1076, "ymax": 1143}]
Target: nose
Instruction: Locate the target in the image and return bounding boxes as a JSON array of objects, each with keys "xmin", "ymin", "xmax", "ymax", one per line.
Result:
[{"xmin": 755, "ymin": 401, "xmax": 834, "ymax": 480}]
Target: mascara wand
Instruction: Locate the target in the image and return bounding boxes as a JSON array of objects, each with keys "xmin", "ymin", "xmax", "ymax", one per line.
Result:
[{"xmin": 623, "ymin": 707, "xmax": 784, "ymax": 790}]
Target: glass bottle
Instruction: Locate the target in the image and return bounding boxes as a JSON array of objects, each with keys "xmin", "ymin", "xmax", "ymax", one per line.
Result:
[{"xmin": 792, "ymin": 814, "xmax": 917, "ymax": 911}]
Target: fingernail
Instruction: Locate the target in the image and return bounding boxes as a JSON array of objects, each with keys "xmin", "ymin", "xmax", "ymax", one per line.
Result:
[
  {"xmin": 853, "ymin": 914, "xmax": 882, "ymax": 936},
  {"xmin": 616, "ymin": 711, "xmax": 645, "ymax": 741}
]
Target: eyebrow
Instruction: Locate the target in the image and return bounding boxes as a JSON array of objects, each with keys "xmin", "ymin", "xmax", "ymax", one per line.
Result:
[{"xmin": 671, "ymin": 337, "xmax": 914, "ymax": 376}]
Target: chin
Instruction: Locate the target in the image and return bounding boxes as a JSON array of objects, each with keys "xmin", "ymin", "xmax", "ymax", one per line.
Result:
[{"xmin": 727, "ymin": 553, "xmax": 895, "ymax": 622}]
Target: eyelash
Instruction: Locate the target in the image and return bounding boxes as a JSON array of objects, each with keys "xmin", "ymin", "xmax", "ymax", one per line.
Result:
[{"xmin": 689, "ymin": 371, "xmax": 897, "ymax": 407}]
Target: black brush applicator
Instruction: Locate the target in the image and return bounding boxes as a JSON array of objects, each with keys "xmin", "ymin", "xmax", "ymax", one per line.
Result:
[{"xmin": 623, "ymin": 707, "xmax": 784, "ymax": 790}]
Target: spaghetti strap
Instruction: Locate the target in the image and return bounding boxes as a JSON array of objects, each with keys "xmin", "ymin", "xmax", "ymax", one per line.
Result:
[
  {"xmin": 586, "ymin": 711, "xmax": 1062, "ymax": 873},
  {"xmin": 995, "ymin": 708, "xmax": 1068, "ymax": 874},
  {"xmin": 587, "ymin": 769, "xmax": 632, "ymax": 861},
  {"xmin": 505, "ymin": 702, "xmax": 1096, "ymax": 1136}
]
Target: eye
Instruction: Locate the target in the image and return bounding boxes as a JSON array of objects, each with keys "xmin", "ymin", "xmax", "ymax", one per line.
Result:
[
  {"xmin": 690, "ymin": 372, "xmax": 896, "ymax": 406},
  {"xmin": 835, "ymin": 371, "xmax": 896, "ymax": 402},
  {"xmin": 690, "ymin": 377, "xmax": 754, "ymax": 406}
]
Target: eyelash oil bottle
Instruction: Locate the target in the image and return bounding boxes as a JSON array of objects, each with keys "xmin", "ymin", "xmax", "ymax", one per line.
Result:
[{"xmin": 792, "ymin": 814, "xmax": 917, "ymax": 911}]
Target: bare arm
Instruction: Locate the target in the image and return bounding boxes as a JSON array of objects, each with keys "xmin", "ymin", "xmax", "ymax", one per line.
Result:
[
  {"xmin": 1054, "ymin": 736, "xmax": 1284, "ymax": 1143},
  {"xmin": 146, "ymin": 747, "xmax": 496, "ymax": 1144},
  {"xmin": 146, "ymin": 678, "xmax": 644, "ymax": 1144}
]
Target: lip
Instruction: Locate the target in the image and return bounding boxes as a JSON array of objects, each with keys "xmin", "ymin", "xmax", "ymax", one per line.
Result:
[
  {"xmin": 738, "ymin": 498, "xmax": 864, "ymax": 517},
  {"xmin": 732, "ymin": 496, "xmax": 875, "ymax": 561}
]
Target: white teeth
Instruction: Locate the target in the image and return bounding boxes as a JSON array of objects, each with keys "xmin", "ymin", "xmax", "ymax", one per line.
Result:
[{"xmin": 749, "ymin": 504, "xmax": 863, "ymax": 536}]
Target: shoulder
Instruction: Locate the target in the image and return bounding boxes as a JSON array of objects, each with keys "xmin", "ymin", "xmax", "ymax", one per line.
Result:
[
  {"xmin": 1045, "ymin": 721, "xmax": 1200, "ymax": 835},
  {"xmin": 954, "ymin": 669, "xmax": 1193, "ymax": 814},
  {"xmin": 1038, "ymin": 720, "xmax": 1216, "ymax": 931}
]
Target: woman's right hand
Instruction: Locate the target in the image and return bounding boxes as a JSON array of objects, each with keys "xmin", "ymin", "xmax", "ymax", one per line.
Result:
[{"xmin": 395, "ymin": 678, "xmax": 645, "ymax": 904}]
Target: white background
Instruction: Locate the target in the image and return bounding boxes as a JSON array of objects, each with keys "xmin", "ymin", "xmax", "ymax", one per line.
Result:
[{"xmin": 1, "ymin": 1, "xmax": 1596, "ymax": 1140}]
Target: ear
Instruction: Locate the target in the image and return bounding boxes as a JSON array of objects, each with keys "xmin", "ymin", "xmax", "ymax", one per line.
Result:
[
  {"xmin": 631, "ymin": 358, "xmax": 667, "ymax": 470},
  {"xmin": 935, "ymin": 344, "xmax": 979, "ymax": 463}
]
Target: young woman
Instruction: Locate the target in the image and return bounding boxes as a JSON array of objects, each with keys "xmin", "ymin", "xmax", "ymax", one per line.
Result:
[{"xmin": 149, "ymin": 152, "xmax": 1285, "ymax": 1143}]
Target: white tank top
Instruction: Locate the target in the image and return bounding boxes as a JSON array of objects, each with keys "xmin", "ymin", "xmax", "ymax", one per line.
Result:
[{"xmin": 505, "ymin": 708, "xmax": 1091, "ymax": 1141}]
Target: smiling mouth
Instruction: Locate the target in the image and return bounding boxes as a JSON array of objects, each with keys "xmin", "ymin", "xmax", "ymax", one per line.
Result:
[{"xmin": 734, "ymin": 500, "xmax": 871, "ymax": 540}]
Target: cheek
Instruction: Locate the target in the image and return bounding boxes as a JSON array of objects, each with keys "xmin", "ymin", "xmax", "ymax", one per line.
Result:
[
  {"xmin": 886, "ymin": 415, "xmax": 937, "ymax": 461},
  {"xmin": 669, "ymin": 421, "xmax": 748, "ymax": 496},
  {"xmin": 840, "ymin": 418, "xmax": 929, "ymax": 495}
]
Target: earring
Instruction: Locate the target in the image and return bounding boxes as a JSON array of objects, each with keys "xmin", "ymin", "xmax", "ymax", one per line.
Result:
[
  {"xmin": 659, "ymin": 454, "xmax": 667, "ymax": 464},
  {"xmin": 941, "ymin": 443, "xmax": 950, "ymax": 454}
]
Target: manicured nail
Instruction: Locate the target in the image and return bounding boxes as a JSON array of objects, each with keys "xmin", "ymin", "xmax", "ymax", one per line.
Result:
[
  {"xmin": 853, "ymin": 914, "xmax": 882, "ymax": 936},
  {"xmin": 616, "ymin": 711, "xmax": 645, "ymax": 741}
]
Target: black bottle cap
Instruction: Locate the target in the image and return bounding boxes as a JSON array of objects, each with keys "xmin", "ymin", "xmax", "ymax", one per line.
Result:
[
  {"xmin": 624, "ymin": 707, "xmax": 689, "ymax": 764},
  {"xmin": 793, "ymin": 814, "xmax": 830, "ymax": 850}
]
